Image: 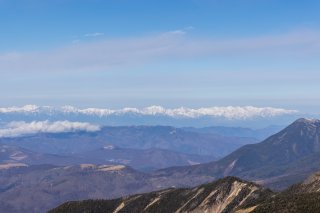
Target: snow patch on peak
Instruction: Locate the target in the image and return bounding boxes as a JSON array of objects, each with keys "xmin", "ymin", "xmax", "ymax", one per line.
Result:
[
  {"xmin": 296, "ymin": 118, "xmax": 320, "ymax": 123},
  {"xmin": 294, "ymin": 118, "xmax": 320, "ymax": 129}
]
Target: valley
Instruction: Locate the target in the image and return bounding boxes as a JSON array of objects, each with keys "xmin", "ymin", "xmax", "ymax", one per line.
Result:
[{"xmin": 1, "ymin": 118, "xmax": 320, "ymax": 212}]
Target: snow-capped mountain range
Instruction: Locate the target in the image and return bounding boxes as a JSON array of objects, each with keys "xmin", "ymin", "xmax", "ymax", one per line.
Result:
[
  {"xmin": 0, "ymin": 105, "xmax": 304, "ymax": 128},
  {"xmin": 0, "ymin": 105, "xmax": 297, "ymax": 119}
]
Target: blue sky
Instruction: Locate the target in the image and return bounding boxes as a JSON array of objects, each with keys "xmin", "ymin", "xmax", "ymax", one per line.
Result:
[{"xmin": 1, "ymin": 0, "xmax": 320, "ymax": 113}]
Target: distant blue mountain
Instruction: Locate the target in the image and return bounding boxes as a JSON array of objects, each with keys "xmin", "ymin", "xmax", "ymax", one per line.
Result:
[{"xmin": 183, "ymin": 125, "xmax": 283, "ymax": 140}]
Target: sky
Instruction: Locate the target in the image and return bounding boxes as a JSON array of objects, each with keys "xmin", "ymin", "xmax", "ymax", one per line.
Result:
[{"xmin": 1, "ymin": 0, "xmax": 320, "ymax": 113}]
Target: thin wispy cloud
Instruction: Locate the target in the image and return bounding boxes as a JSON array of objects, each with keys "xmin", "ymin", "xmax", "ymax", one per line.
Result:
[
  {"xmin": 184, "ymin": 26, "xmax": 194, "ymax": 31},
  {"xmin": 72, "ymin": 39, "xmax": 81, "ymax": 44},
  {"xmin": 84, "ymin": 32, "xmax": 105, "ymax": 37},
  {"xmin": 0, "ymin": 29, "xmax": 319, "ymax": 73},
  {"xmin": 164, "ymin": 30, "xmax": 186, "ymax": 36}
]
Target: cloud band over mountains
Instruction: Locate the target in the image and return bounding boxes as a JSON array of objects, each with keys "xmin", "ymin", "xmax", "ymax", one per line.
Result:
[
  {"xmin": 0, "ymin": 105, "xmax": 297, "ymax": 120},
  {"xmin": 0, "ymin": 121, "xmax": 101, "ymax": 138}
]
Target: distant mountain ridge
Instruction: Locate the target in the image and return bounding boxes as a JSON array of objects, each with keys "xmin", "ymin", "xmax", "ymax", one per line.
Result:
[{"xmin": 183, "ymin": 125, "xmax": 283, "ymax": 140}]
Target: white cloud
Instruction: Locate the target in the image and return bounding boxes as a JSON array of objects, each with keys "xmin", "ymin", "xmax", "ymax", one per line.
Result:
[
  {"xmin": 0, "ymin": 105, "xmax": 298, "ymax": 119},
  {"xmin": 72, "ymin": 39, "xmax": 81, "ymax": 44},
  {"xmin": 0, "ymin": 121, "xmax": 101, "ymax": 138},
  {"xmin": 184, "ymin": 26, "xmax": 194, "ymax": 30},
  {"xmin": 0, "ymin": 29, "xmax": 319, "ymax": 73}
]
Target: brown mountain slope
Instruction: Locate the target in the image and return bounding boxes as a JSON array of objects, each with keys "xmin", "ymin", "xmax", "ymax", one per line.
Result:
[{"xmin": 154, "ymin": 118, "xmax": 320, "ymax": 190}]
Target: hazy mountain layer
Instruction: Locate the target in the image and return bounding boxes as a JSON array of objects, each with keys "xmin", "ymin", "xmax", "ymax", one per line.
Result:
[
  {"xmin": 0, "ymin": 164, "xmax": 153, "ymax": 213},
  {"xmin": 73, "ymin": 146, "xmax": 216, "ymax": 171},
  {"xmin": 0, "ymin": 126, "xmax": 257, "ymax": 158},
  {"xmin": 0, "ymin": 144, "xmax": 216, "ymax": 171},
  {"xmin": 183, "ymin": 125, "xmax": 283, "ymax": 140}
]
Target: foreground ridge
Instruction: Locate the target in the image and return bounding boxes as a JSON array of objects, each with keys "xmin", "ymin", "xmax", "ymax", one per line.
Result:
[
  {"xmin": 49, "ymin": 176, "xmax": 272, "ymax": 213},
  {"xmin": 49, "ymin": 171, "xmax": 320, "ymax": 213}
]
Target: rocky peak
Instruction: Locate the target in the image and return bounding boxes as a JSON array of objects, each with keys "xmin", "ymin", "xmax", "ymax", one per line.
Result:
[
  {"xmin": 294, "ymin": 118, "xmax": 320, "ymax": 125},
  {"xmin": 268, "ymin": 118, "xmax": 320, "ymax": 147},
  {"xmin": 288, "ymin": 118, "xmax": 320, "ymax": 131}
]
